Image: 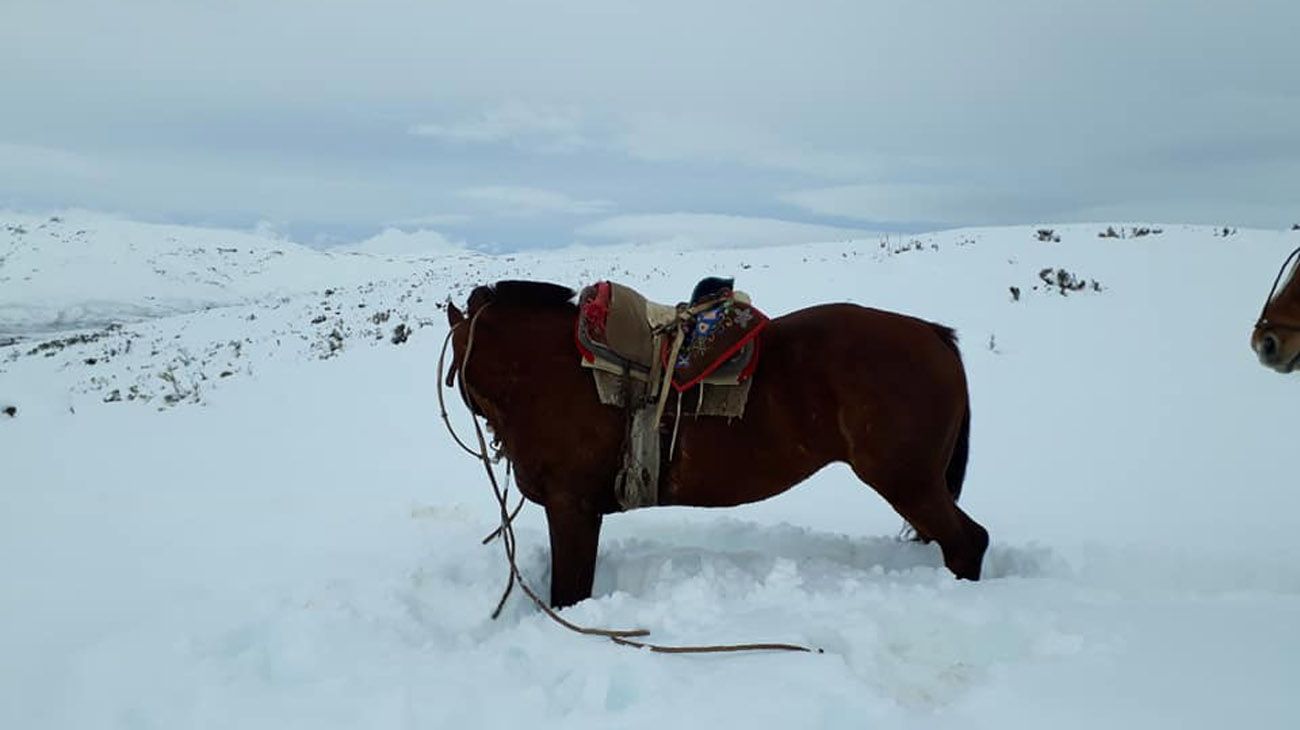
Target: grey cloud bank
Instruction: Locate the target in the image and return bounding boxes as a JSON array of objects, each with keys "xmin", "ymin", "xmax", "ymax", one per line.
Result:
[{"xmin": 3, "ymin": 0, "xmax": 1297, "ymax": 250}]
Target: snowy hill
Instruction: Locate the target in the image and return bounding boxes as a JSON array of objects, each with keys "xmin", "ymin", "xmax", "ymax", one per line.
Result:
[
  {"xmin": 0, "ymin": 212, "xmax": 473, "ymax": 337},
  {"xmin": 2, "ymin": 215, "xmax": 1299, "ymax": 728}
]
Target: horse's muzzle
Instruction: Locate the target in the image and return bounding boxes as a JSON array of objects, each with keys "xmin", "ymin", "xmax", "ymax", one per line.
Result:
[
  {"xmin": 1256, "ymin": 331, "xmax": 1280, "ymax": 363},
  {"xmin": 1253, "ymin": 328, "xmax": 1299, "ymax": 372}
]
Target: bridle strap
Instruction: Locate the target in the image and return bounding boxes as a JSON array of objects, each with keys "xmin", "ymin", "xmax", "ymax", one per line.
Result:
[
  {"xmin": 436, "ymin": 305, "xmax": 491, "ymax": 459},
  {"xmin": 1255, "ymin": 245, "xmax": 1300, "ymax": 332}
]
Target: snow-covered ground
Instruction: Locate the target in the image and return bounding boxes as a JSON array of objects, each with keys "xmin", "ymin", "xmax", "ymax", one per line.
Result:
[{"xmin": 2, "ymin": 214, "xmax": 1298, "ymax": 728}]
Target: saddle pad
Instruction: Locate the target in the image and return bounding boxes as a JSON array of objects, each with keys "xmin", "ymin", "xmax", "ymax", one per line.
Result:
[{"xmin": 669, "ymin": 298, "xmax": 768, "ymax": 391}]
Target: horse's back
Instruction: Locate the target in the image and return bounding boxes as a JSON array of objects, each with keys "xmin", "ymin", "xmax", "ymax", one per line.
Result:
[{"xmin": 761, "ymin": 303, "xmax": 966, "ymax": 399}]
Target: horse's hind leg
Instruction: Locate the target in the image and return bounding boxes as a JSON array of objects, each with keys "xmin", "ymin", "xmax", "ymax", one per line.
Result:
[
  {"xmin": 942, "ymin": 505, "xmax": 989, "ymax": 580},
  {"xmin": 862, "ymin": 469, "xmax": 989, "ymax": 580}
]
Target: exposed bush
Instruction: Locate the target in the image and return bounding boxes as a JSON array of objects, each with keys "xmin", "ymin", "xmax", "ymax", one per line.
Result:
[
  {"xmin": 875, "ymin": 236, "xmax": 934, "ymax": 255},
  {"xmin": 1099, "ymin": 225, "xmax": 1162, "ymax": 239},
  {"xmin": 1036, "ymin": 267, "xmax": 1103, "ymax": 295}
]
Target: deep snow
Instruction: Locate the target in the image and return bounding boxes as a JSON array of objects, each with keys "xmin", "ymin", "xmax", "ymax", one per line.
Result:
[{"xmin": 2, "ymin": 214, "xmax": 1298, "ymax": 729}]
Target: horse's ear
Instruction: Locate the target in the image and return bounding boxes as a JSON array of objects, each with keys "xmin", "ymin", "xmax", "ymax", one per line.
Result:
[{"xmin": 447, "ymin": 299, "xmax": 465, "ymax": 327}]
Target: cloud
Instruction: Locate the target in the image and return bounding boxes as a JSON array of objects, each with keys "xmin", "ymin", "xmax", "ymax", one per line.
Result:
[
  {"xmin": 386, "ymin": 213, "xmax": 474, "ymax": 228},
  {"xmin": 410, "ymin": 105, "xmax": 865, "ymax": 180},
  {"xmin": 614, "ymin": 114, "xmax": 865, "ymax": 179},
  {"xmin": 457, "ymin": 186, "xmax": 612, "ymax": 218},
  {"xmin": 0, "ymin": 142, "xmax": 102, "ymax": 183},
  {"xmin": 4, "ymin": 2, "xmax": 1300, "ymax": 243},
  {"xmin": 779, "ymin": 184, "xmax": 1058, "ymax": 227},
  {"xmin": 576, "ymin": 213, "xmax": 872, "ymax": 249},
  {"xmin": 409, "ymin": 103, "xmax": 587, "ymax": 153}
]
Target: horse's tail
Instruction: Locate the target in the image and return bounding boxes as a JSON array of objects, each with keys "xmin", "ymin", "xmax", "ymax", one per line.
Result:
[
  {"xmin": 946, "ymin": 404, "xmax": 970, "ymax": 503},
  {"xmin": 899, "ymin": 321, "xmax": 970, "ymax": 542},
  {"xmin": 928, "ymin": 322, "xmax": 969, "ymax": 503}
]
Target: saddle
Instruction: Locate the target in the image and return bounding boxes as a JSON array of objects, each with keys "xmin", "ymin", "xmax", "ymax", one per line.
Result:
[
  {"xmin": 575, "ymin": 278, "xmax": 769, "ymax": 511},
  {"xmin": 575, "ymin": 281, "xmax": 675, "ymax": 378},
  {"xmin": 576, "ymin": 278, "xmax": 766, "ymax": 391}
]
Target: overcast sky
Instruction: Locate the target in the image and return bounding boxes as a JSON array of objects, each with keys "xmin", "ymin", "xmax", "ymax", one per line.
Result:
[{"xmin": 4, "ymin": 0, "xmax": 1298, "ymax": 250}]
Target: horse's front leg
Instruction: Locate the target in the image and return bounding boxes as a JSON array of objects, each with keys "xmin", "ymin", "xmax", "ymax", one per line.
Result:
[{"xmin": 544, "ymin": 494, "xmax": 603, "ymax": 609}]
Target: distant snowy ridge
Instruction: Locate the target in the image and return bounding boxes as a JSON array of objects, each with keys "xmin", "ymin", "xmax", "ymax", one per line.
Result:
[
  {"xmin": 0, "ymin": 213, "xmax": 457, "ymax": 335},
  {"xmin": 336, "ymin": 227, "xmax": 468, "ymax": 256},
  {"xmin": 5, "ymin": 216, "xmax": 1296, "ymax": 416},
  {"xmin": 5, "ymin": 212, "xmax": 1285, "ymax": 339}
]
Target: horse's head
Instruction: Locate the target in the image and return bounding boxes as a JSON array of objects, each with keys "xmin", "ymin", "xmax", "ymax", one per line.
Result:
[
  {"xmin": 1252, "ymin": 246, "xmax": 1300, "ymax": 373},
  {"xmin": 445, "ymin": 284, "xmax": 494, "ymax": 328},
  {"xmin": 444, "ymin": 281, "xmax": 578, "ymax": 405},
  {"xmin": 443, "ymin": 285, "xmax": 496, "ymax": 412}
]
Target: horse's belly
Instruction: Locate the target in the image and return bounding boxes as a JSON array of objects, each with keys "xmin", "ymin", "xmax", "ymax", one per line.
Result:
[{"xmin": 661, "ymin": 426, "xmax": 829, "ymax": 508}]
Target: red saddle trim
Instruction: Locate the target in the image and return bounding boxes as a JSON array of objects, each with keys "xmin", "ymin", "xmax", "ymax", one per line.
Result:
[
  {"xmin": 665, "ymin": 312, "xmax": 768, "ymax": 392},
  {"xmin": 575, "ymin": 281, "xmax": 612, "ymax": 363}
]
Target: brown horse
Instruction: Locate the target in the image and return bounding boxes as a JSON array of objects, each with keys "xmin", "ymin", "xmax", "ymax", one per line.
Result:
[
  {"xmin": 445, "ymin": 280, "xmax": 989, "ymax": 609},
  {"xmin": 1253, "ymin": 246, "xmax": 1300, "ymax": 373}
]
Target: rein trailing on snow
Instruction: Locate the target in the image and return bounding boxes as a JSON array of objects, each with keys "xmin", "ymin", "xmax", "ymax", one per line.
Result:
[{"xmin": 437, "ymin": 303, "xmax": 820, "ymax": 655}]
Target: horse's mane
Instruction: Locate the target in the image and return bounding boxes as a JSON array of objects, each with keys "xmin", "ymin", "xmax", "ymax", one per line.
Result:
[
  {"xmin": 927, "ymin": 322, "xmax": 962, "ymax": 361},
  {"xmin": 476, "ymin": 280, "xmax": 577, "ymax": 311}
]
